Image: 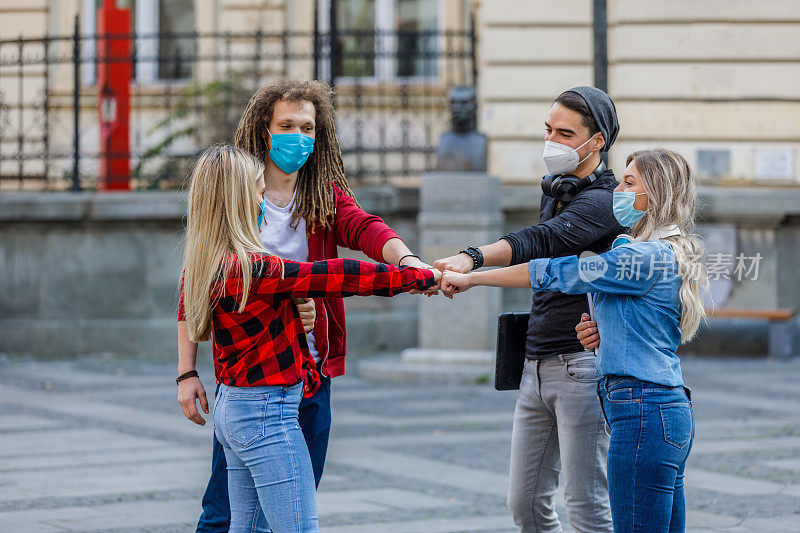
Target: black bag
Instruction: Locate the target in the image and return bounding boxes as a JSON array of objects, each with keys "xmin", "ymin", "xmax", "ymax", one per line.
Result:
[{"xmin": 495, "ymin": 312, "xmax": 530, "ymax": 391}]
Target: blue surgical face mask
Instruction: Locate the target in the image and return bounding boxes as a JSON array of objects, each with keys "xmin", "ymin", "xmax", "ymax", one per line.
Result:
[
  {"xmin": 612, "ymin": 190, "xmax": 647, "ymax": 227},
  {"xmin": 256, "ymin": 197, "xmax": 266, "ymax": 229},
  {"xmin": 267, "ymin": 130, "xmax": 315, "ymax": 174},
  {"xmin": 611, "ymin": 234, "xmax": 634, "ymax": 249}
]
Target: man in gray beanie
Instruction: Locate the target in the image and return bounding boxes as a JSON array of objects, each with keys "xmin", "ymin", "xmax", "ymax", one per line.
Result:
[{"xmin": 435, "ymin": 87, "xmax": 623, "ymax": 532}]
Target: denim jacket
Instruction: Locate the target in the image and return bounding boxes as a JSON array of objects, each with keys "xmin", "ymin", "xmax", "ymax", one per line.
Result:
[{"xmin": 528, "ymin": 240, "xmax": 684, "ymax": 387}]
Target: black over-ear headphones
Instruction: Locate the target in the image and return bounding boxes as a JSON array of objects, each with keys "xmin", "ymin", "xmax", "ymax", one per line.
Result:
[{"xmin": 541, "ymin": 160, "xmax": 607, "ymax": 203}]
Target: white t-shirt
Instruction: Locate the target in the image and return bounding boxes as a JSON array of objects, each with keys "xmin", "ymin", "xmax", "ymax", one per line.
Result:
[{"xmin": 259, "ymin": 193, "xmax": 320, "ymax": 363}]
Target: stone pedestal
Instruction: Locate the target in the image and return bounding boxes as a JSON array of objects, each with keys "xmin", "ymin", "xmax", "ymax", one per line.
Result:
[{"xmin": 401, "ymin": 171, "xmax": 503, "ymax": 366}]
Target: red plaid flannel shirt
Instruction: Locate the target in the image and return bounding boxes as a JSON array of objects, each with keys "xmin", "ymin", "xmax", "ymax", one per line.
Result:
[{"xmin": 182, "ymin": 254, "xmax": 433, "ymax": 397}]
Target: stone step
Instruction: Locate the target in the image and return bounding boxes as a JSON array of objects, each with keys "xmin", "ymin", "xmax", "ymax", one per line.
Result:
[{"xmin": 356, "ymin": 354, "xmax": 495, "ymax": 384}]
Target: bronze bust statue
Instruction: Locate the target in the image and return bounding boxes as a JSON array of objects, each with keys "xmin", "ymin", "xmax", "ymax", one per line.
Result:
[{"xmin": 436, "ymin": 86, "xmax": 487, "ymax": 172}]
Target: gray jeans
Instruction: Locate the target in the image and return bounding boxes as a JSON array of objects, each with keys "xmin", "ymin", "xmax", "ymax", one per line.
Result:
[{"xmin": 508, "ymin": 352, "xmax": 612, "ymax": 533}]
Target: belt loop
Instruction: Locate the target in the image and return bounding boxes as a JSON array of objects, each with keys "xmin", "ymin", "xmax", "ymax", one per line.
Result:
[
  {"xmin": 632, "ymin": 383, "xmax": 642, "ymax": 400},
  {"xmin": 597, "ymin": 379, "xmax": 610, "ymax": 427}
]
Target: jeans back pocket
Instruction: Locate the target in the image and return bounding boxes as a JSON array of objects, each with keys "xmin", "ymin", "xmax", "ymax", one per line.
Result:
[
  {"xmin": 225, "ymin": 395, "xmax": 268, "ymax": 448},
  {"xmin": 659, "ymin": 402, "xmax": 693, "ymax": 449}
]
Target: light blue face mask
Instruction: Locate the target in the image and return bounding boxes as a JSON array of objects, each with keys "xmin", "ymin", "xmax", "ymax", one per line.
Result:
[
  {"xmin": 256, "ymin": 197, "xmax": 266, "ymax": 229},
  {"xmin": 611, "ymin": 234, "xmax": 634, "ymax": 249},
  {"xmin": 612, "ymin": 190, "xmax": 647, "ymax": 227},
  {"xmin": 267, "ymin": 131, "xmax": 315, "ymax": 174}
]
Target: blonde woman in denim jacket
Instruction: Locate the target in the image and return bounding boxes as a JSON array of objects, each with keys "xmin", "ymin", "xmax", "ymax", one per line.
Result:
[{"xmin": 441, "ymin": 149, "xmax": 707, "ymax": 533}]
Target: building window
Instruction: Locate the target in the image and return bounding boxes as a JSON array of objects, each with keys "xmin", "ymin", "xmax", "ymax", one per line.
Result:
[
  {"xmin": 156, "ymin": 0, "xmax": 196, "ymax": 80},
  {"xmin": 81, "ymin": 0, "xmax": 196, "ymax": 84},
  {"xmin": 396, "ymin": 0, "xmax": 438, "ymax": 78},
  {"xmin": 335, "ymin": 0, "xmax": 376, "ymax": 78},
  {"xmin": 317, "ymin": 0, "xmax": 439, "ymax": 82},
  {"xmin": 137, "ymin": 0, "xmax": 196, "ymax": 82}
]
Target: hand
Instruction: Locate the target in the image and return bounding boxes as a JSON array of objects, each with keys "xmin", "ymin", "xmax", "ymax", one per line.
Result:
[
  {"xmin": 297, "ymin": 298, "xmax": 316, "ymax": 334},
  {"xmin": 177, "ymin": 376, "xmax": 208, "ymax": 426},
  {"xmin": 575, "ymin": 313, "xmax": 600, "ymax": 350},
  {"xmin": 440, "ymin": 270, "xmax": 472, "ymax": 297},
  {"xmin": 433, "ymin": 252, "xmax": 474, "ymax": 274},
  {"xmin": 401, "ymin": 256, "xmax": 441, "ymax": 296}
]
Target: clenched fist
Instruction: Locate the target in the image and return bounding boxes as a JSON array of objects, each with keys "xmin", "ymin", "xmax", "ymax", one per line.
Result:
[
  {"xmin": 575, "ymin": 313, "xmax": 600, "ymax": 350},
  {"xmin": 297, "ymin": 298, "xmax": 316, "ymax": 333},
  {"xmin": 433, "ymin": 253, "xmax": 474, "ymax": 275},
  {"xmin": 440, "ymin": 270, "xmax": 472, "ymax": 297}
]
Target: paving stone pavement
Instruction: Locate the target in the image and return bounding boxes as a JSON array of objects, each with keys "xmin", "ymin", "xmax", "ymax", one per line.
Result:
[{"xmin": 0, "ymin": 355, "xmax": 799, "ymax": 532}]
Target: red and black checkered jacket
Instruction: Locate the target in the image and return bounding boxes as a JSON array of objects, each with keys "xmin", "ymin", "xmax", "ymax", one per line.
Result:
[
  {"xmin": 184, "ymin": 254, "xmax": 434, "ymax": 397},
  {"xmin": 180, "ymin": 185, "xmax": 402, "ymax": 380}
]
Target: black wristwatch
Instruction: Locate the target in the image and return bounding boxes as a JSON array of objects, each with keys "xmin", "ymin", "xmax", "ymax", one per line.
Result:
[{"xmin": 459, "ymin": 246, "xmax": 484, "ymax": 270}]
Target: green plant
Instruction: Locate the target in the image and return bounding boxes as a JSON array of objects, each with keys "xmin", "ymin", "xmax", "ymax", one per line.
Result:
[
  {"xmin": 474, "ymin": 374, "xmax": 491, "ymax": 385},
  {"xmin": 134, "ymin": 74, "xmax": 254, "ymax": 188}
]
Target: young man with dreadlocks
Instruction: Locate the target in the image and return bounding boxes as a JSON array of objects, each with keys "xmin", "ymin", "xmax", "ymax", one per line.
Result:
[{"xmin": 176, "ymin": 78, "xmax": 433, "ymax": 532}]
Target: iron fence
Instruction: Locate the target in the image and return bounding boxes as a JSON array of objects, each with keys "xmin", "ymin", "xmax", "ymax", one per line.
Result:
[{"xmin": 0, "ymin": 17, "xmax": 475, "ymax": 191}]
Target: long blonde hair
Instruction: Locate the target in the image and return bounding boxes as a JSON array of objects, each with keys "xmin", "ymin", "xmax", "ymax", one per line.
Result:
[
  {"xmin": 183, "ymin": 145, "xmax": 273, "ymax": 342},
  {"xmin": 627, "ymin": 149, "xmax": 708, "ymax": 342}
]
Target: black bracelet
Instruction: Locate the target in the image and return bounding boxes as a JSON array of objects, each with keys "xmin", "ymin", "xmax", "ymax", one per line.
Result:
[
  {"xmin": 468, "ymin": 246, "xmax": 484, "ymax": 269},
  {"xmin": 398, "ymin": 254, "xmax": 421, "ymax": 267},
  {"xmin": 176, "ymin": 370, "xmax": 199, "ymax": 384},
  {"xmin": 459, "ymin": 246, "xmax": 484, "ymax": 270}
]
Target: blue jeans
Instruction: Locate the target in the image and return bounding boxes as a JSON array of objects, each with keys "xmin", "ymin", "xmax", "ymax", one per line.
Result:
[
  {"xmin": 213, "ymin": 382, "xmax": 319, "ymax": 533},
  {"xmin": 197, "ymin": 377, "xmax": 332, "ymax": 532},
  {"xmin": 599, "ymin": 376, "xmax": 694, "ymax": 533}
]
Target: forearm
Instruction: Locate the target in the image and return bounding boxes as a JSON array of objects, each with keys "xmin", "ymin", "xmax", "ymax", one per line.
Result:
[
  {"xmin": 477, "ymin": 239, "xmax": 513, "ymax": 267},
  {"xmin": 501, "ymin": 227, "xmax": 551, "ymax": 264},
  {"xmin": 382, "ymin": 237, "xmax": 418, "ymax": 266},
  {"xmin": 263, "ymin": 258, "xmax": 434, "ymax": 299},
  {"xmin": 469, "ymin": 263, "xmax": 532, "ymax": 289},
  {"xmin": 178, "ymin": 321, "xmax": 199, "ymax": 375},
  {"xmin": 433, "ymin": 239, "xmax": 513, "ymax": 275}
]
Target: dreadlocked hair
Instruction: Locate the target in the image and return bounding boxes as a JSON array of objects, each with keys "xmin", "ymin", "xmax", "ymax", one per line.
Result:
[{"xmin": 234, "ymin": 78, "xmax": 359, "ymax": 232}]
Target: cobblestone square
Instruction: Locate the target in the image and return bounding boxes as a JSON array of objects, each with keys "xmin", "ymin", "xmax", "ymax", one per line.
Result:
[{"xmin": 1, "ymin": 355, "xmax": 799, "ymax": 532}]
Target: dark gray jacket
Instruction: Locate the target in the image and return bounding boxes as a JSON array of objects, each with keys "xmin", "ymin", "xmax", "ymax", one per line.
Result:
[{"xmin": 501, "ymin": 169, "xmax": 624, "ymax": 359}]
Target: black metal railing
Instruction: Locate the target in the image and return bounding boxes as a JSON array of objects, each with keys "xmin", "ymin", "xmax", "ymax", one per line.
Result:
[{"xmin": 0, "ymin": 17, "xmax": 475, "ymax": 191}]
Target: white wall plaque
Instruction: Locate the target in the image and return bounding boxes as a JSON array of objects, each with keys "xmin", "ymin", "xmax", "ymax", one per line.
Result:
[{"xmin": 754, "ymin": 148, "xmax": 794, "ymax": 179}]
